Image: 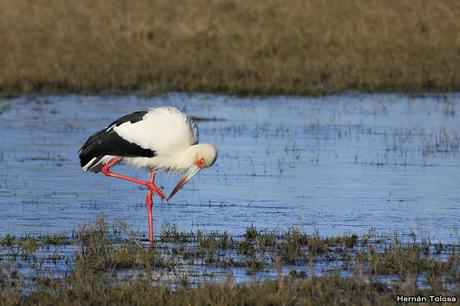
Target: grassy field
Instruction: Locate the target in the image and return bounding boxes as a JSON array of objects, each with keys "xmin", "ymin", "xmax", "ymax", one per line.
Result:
[
  {"xmin": 1, "ymin": 0, "xmax": 460, "ymax": 95},
  {"xmin": 0, "ymin": 218, "xmax": 458, "ymax": 305}
]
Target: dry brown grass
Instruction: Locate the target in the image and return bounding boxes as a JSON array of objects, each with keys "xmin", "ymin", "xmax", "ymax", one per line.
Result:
[{"xmin": 1, "ymin": 0, "xmax": 460, "ymax": 95}]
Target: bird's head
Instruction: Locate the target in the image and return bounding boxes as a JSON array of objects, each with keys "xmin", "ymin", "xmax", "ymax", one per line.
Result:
[
  {"xmin": 167, "ymin": 144, "xmax": 217, "ymax": 200},
  {"xmin": 194, "ymin": 144, "xmax": 218, "ymax": 169}
]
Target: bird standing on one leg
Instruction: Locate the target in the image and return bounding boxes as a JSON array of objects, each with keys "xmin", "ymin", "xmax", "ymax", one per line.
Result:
[{"xmin": 78, "ymin": 107, "xmax": 217, "ymax": 243}]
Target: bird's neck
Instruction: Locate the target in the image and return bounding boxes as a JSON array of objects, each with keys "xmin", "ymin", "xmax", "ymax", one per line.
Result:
[{"xmin": 156, "ymin": 145, "xmax": 197, "ymax": 173}]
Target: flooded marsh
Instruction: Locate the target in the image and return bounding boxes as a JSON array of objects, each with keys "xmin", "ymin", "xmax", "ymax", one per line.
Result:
[
  {"xmin": 0, "ymin": 93, "xmax": 459, "ymax": 303},
  {"xmin": 0, "ymin": 218, "xmax": 459, "ymax": 304}
]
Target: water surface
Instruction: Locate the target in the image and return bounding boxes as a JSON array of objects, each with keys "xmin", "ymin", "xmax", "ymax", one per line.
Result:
[{"xmin": 0, "ymin": 93, "xmax": 459, "ymax": 242}]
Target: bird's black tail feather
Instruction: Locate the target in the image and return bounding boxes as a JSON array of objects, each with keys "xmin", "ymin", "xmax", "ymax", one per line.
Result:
[{"xmin": 79, "ymin": 130, "xmax": 104, "ymax": 166}]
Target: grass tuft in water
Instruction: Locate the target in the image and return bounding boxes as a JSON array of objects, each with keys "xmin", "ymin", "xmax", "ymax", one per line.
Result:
[{"xmin": 0, "ymin": 217, "xmax": 458, "ymax": 304}]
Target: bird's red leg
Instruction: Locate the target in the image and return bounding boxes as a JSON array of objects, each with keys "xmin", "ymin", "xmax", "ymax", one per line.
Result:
[
  {"xmin": 101, "ymin": 157, "xmax": 166, "ymax": 199},
  {"xmin": 146, "ymin": 171, "xmax": 155, "ymax": 244}
]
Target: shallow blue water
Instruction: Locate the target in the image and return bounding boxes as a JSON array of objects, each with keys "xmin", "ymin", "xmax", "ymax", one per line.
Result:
[{"xmin": 0, "ymin": 93, "xmax": 459, "ymax": 242}]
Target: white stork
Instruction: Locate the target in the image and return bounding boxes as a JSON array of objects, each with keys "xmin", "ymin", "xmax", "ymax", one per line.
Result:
[{"xmin": 79, "ymin": 106, "xmax": 217, "ymax": 243}]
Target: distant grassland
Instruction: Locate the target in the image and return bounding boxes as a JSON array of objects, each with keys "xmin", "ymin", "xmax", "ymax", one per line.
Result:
[{"xmin": 1, "ymin": 0, "xmax": 460, "ymax": 95}]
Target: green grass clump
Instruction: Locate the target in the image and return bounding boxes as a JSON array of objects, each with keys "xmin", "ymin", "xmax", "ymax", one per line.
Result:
[
  {"xmin": 0, "ymin": 218, "xmax": 458, "ymax": 305},
  {"xmin": 358, "ymin": 241, "xmax": 459, "ymax": 280},
  {"xmin": 0, "ymin": 270, "xmax": 457, "ymax": 305},
  {"xmin": 41, "ymin": 233, "xmax": 68, "ymax": 245}
]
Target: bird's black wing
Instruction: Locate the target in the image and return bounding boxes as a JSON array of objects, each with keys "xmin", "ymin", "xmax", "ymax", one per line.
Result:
[
  {"xmin": 79, "ymin": 111, "xmax": 155, "ymax": 168},
  {"xmin": 82, "ymin": 111, "xmax": 148, "ymax": 148}
]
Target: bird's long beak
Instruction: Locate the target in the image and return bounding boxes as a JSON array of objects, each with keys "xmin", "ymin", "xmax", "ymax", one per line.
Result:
[{"xmin": 167, "ymin": 165, "xmax": 201, "ymax": 200}]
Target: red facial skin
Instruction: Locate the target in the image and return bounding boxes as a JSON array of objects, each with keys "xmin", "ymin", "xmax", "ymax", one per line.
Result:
[{"xmin": 195, "ymin": 158, "xmax": 205, "ymax": 168}]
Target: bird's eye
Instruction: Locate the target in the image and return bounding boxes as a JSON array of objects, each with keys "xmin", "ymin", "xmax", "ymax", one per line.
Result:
[{"xmin": 195, "ymin": 158, "xmax": 205, "ymax": 168}]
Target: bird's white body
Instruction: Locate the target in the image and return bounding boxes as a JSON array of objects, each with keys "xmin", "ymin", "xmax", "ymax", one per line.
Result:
[
  {"xmin": 115, "ymin": 107, "xmax": 198, "ymax": 156},
  {"xmin": 80, "ymin": 106, "xmax": 216, "ymax": 173}
]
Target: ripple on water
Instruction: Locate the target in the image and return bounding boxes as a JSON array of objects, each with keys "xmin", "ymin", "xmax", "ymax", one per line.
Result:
[{"xmin": 0, "ymin": 93, "xmax": 459, "ymax": 242}]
